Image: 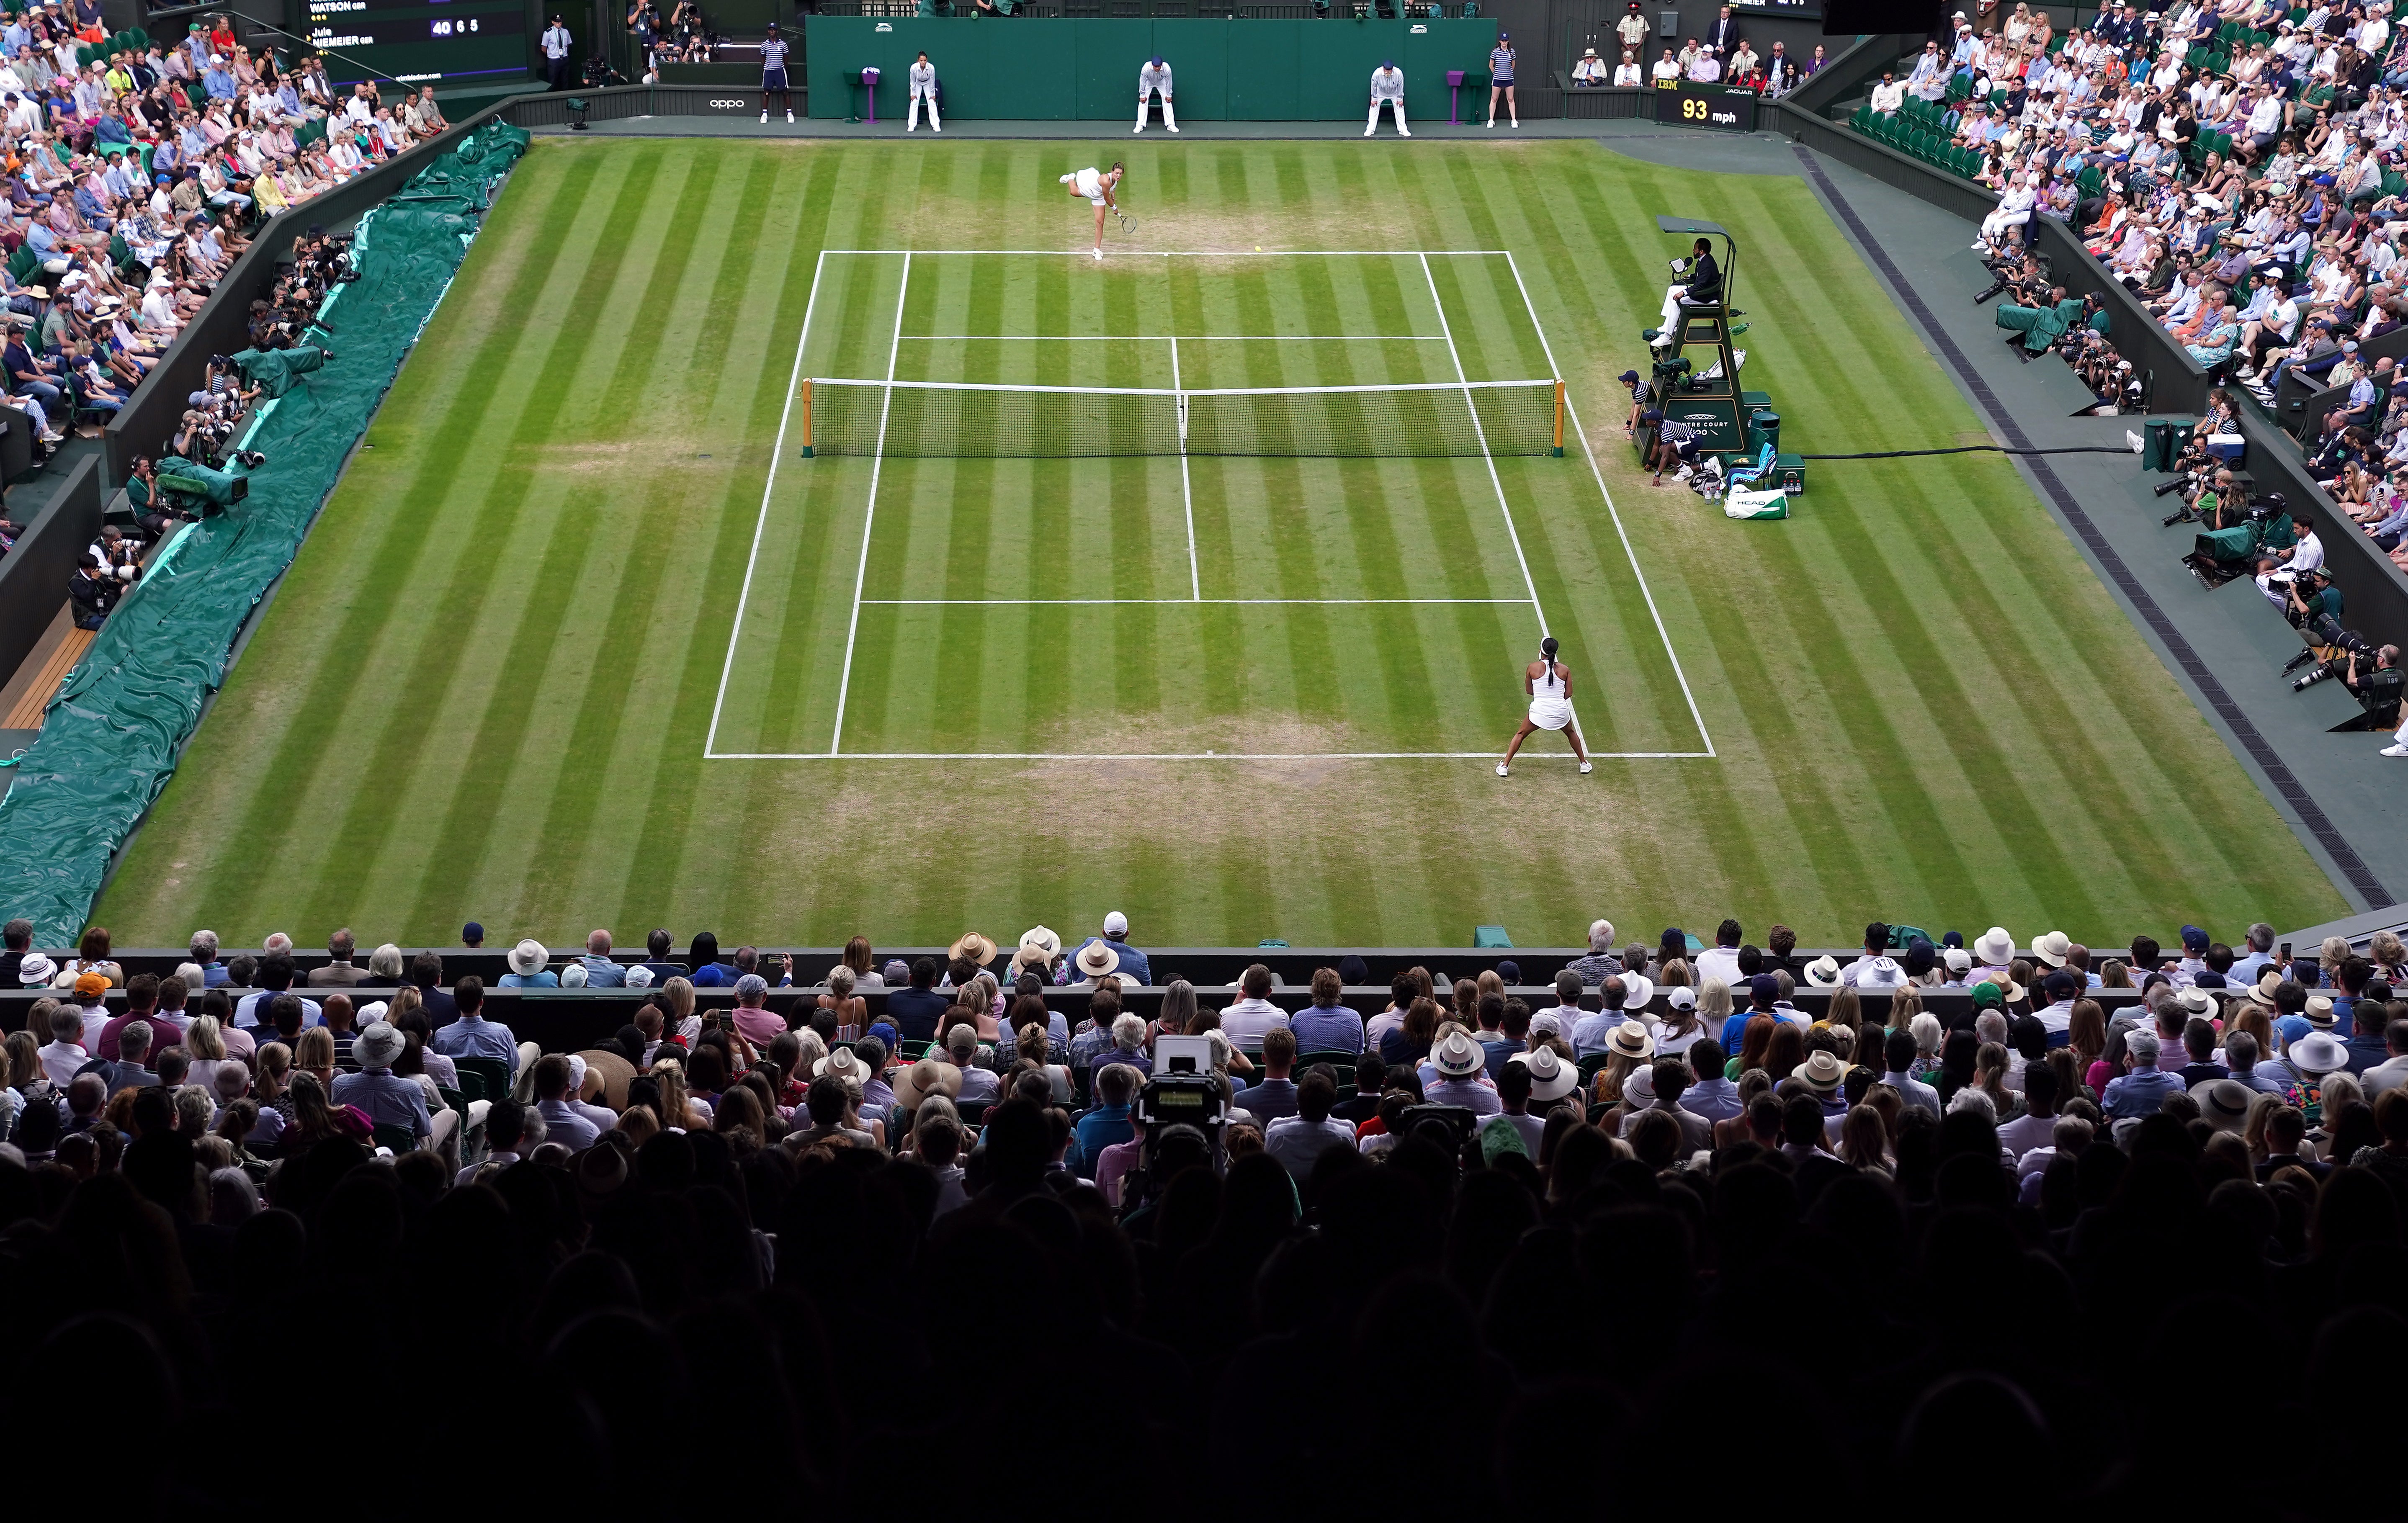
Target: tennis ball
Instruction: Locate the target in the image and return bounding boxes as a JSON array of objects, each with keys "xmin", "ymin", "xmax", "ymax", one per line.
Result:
[{"xmin": 1254, "ymin": 245, "xmax": 1262, "ymax": 251}]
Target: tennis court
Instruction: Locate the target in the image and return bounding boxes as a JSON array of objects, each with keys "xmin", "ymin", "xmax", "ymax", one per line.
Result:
[
  {"xmin": 88, "ymin": 137, "xmax": 2346, "ymax": 948},
  {"xmin": 703, "ymin": 247, "xmax": 1709, "ymax": 760}
]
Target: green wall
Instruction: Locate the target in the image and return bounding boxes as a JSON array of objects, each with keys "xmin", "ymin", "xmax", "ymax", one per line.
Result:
[{"xmin": 806, "ymin": 16, "xmax": 1498, "ymax": 119}]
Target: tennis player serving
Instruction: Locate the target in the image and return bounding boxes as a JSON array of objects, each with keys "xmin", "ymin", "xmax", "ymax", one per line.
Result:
[
  {"xmin": 1497, "ymin": 635, "xmax": 1593, "ymax": 776},
  {"xmin": 1058, "ymin": 161, "xmax": 1124, "ymax": 260}
]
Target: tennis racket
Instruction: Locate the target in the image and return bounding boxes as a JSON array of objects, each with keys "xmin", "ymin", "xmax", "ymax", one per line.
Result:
[{"xmin": 1112, "ymin": 206, "xmax": 1139, "ymax": 236}]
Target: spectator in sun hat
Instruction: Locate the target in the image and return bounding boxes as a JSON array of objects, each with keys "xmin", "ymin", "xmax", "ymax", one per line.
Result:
[
  {"xmin": 2030, "ymin": 930, "xmax": 2072, "ymax": 971},
  {"xmin": 1794, "ymin": 1050, "xmax": 1847, "ymax": 1118},
  {"xmin": 329, "ymin": 1021, "xmax": 430, "ymax": 1142},
  {"xmin": 1066, "ymin": 912, "xmax": 1149, "ymax": 988},
  {"xmin": 1511, "ymin": 1045, "xmax": 1578, "ymax": 1107},
  {"xmin": 1971, "ymin": 926, "xmax": 2017, "ymax": 981},
  {"xmin": 1067, "ymin": 939, "xmax": 1120, "ymax": 988},
  {"xmin": 499, "ymin": 939, "xmax": 556, "ymax": 989},
  {"xmin": 1802, "ymin": 954, "xmax": 1843, "ymax": 990},
  {"xmin": 1426, "ymin": 1030, "xmax": 1501, "ymax": 1115},
  {"xmin": 15, "ymin": 952, "xmax": 54, "ymax": 990},
  {"xmin": 1011, "ymin": 926, "xmax": 1063, "ymax": 983}
]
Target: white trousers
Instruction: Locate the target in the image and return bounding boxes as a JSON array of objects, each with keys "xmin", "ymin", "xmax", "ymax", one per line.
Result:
[
  {"xmin": 1136, "ymin": 87, "xmax": 1174, "ymax": 129},
  {"xmin": 909, "ymin": 88, "xmax": 939, "ymax": 129},
  {"xmin": 1659, "ymin": 282, "xmax": 1692, "ymax": 333},
  {"xmin": 1980, "ymin": 206, "xmax": 2029, "ymax": 242},
  {"xmin": 1368, "ymin": 97, "xmax": 1407, "ymax": 132}
]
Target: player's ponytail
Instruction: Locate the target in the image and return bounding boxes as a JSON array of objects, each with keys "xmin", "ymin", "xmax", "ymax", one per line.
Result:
[{"xmin": 1540, "ymin": 635, "xmax": 1559, "ymax": 671}]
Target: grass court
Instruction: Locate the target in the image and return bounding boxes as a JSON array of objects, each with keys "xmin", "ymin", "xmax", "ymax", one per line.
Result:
[{"xmin": 91, "ymin": 135, "xmax": 2349, "ymax": 949}]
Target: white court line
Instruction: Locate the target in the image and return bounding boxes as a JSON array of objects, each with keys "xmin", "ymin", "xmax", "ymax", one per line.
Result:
[
  {"xmin": 821, "ymin": 248, "xmax": 1515, "ymax": 256},
  {"xmin": 860, "ymin": 597, "xmax": 1527, "ymax": 605},
  {"xmin": 1418, "ymin": 252, "xmax": 1548, "ymax": 636},
  {"xmin": 712, "ymin": 750, "xmax": 1714, "ymax": 761},
  {"xmin": 703, "ymin": 247, "xmax": 824, "ymax": 759},
  {"xmin": 1496, "ymin": 250, "xmax": 1716, "ymax": 759},
  {"xmin": 1169, "ymin": 334, "xmax": 1200, "ymax": 599},
  {"xmin": 826, "ymin": 251, "xmax": 911, "ymax": 758},
  {"xmin": 708, "ymin": 249, "xmax": 1713, "ymax": 764},
  {"xmin": 896, "ymin": 334, "xmax": 1453, "ymax": 341}
]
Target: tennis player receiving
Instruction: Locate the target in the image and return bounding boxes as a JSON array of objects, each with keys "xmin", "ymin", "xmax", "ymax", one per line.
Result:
[
  {"xmin": 1059, "ymin": 162, "xmax": 1124, "ymax": 259},
  {"xmin": 1498, "ymin": 635, "xmax": 1593, "ymax": 776}
]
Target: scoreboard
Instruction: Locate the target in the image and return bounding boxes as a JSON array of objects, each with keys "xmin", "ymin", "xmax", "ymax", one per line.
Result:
[
  {"xmin": 1654, "ymin": 81, "xmax": 1759, "ymax": 132},
  {"xmin": 305, "ymin": 0, "xmax": 528, "ymax": 87}
]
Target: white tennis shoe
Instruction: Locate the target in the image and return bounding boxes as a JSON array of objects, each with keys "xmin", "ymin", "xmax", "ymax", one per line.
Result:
[
  {"xmin": 1495, "ymin": 762, "xmax": 1509, "ymax": 777},
  {"xmin": 1579, "ymin": 761, "xmax": 1593, "ymax": 773}
]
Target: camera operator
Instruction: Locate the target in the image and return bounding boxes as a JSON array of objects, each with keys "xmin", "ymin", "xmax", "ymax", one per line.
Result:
[
  {"xmin": 2341, "ymin": 643, "xmax": 2402, "ymax": 711},
  {"xmin": 1114, "ymin": 1122, "xmax": 1213, "ymax": 1230},
  {"xmin": 67, "ymin": 551, "xmax": 130, "ymax": 629},
  {"xmin": 2287, "ymin": 565, "xmax": 2344, "ymax": 631},
  {"xmin": 1973, "ymin": 243, "xmax": 2049, "ymax": 309}
]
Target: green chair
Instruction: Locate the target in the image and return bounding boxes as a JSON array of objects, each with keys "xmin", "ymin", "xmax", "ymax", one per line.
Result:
[
  {"xmin": 372, "ymin": 1123, "xmax": 419, "ymax": 1154},
  {"xmin": 452, "ymin": 1055, "xmax": 511, "ymax": 1103},
  {"xmin": 438, "ymin": 1086, "xmax": 468, "ymax": 1117}
]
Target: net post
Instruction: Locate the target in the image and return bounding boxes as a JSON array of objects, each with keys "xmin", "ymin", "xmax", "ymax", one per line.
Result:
[
  {"xmin": 1552, "ymin": 380, "xmax": 1565, "ymax": 457},
  {"xmin": 799, "ymin": 378, "xmax": 814, "ymax": 458}
]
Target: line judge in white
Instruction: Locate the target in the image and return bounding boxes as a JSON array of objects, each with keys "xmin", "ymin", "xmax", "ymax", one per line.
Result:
[
  {"xmin": 1367, "ymin": 59, "xmax": 1408, "ymax": 136},
  {"xmin": 1136, "ymin": 55, "xmax": 1175, "ymax": 132},
  {"xmin": 1498, "ymin": 635, "xmax": 1594, "ymax": 776},
  {"xmin": 907, "ymin": 51, "xmax": 940, "ymax": 131},
  {"xmin": 1057, "ymin": 161, "xmax": 1124, "ymax": 259}
]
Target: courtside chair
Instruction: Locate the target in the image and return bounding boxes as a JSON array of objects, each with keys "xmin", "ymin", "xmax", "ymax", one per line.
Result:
[{"xmin": 451, "ymin": 1057, "xmax": 511, "ymax": 1108}]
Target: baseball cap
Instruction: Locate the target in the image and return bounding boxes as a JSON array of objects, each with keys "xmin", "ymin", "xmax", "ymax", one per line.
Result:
[
  {"xmin": 1617, "ymin": 368, "xmax": 1640, "ymax": 383},
  {"xmin": 2180, "ymin": 924, "xmax": 2209, "ymax": 952},
  {"xmin": 1642, "ymin": 407, "xmax": 1664, "ymax": 423},
  {"xmin": 462, "ymin": 921, "xmax": 484, "ymax": 942},
  {"xmin": 1102, "ymin": 910, "xmax": 1128, "ymax": 936}
]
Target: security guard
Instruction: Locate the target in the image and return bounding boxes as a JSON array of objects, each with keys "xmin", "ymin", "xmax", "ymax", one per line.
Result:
[{"xmin": 541, "ymin": 14, "xmax": 573, "ymax": 90}]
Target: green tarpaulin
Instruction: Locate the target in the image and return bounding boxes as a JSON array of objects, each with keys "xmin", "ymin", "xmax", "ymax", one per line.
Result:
[
  {"xmin": 231, "ymin": 343, "xmax": 328, "ymax": 400},
  {"xmin": 0, "ymin": 121, "xmax": 528, "ymax": 942}
]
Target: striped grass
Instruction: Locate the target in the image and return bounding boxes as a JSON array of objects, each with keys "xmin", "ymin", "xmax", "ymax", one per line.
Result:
[{"xmin": 92, "ymin": 136, "xmax": 2349, "ymax": 950}]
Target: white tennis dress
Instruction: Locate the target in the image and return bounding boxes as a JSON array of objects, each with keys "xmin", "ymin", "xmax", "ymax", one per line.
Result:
[
  {"xmin": 1073, "ymin": 166, "xmax": 1107, "ymax": 204},
  {"xmin": 1528, "ymin": 661, "xmax": 1572, "ymax": 731}
]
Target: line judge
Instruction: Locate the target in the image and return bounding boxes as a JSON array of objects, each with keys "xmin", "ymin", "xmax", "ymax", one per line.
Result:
[
  {"xmin": 1367, "ymin": 59, "xmax": 1408, "ymax": 136},
  {"xmin": 1135, "ymin": 55, "xmax": 1175, "ymax": 133}
]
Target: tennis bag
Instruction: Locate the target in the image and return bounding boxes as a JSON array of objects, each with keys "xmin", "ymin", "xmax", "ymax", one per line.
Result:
[{"xmin": 1724, "ymin": 487, "xmax": 1789, "ymax": 520}]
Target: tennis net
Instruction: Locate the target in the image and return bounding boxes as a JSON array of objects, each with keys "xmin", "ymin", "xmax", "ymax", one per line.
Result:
[{"xmin": 801, "ymin": 377, "xmax": 1565, "ymax": 458}]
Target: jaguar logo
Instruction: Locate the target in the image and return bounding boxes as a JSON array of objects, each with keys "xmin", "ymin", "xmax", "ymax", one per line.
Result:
[
  {"xmin": 1409, "ymin": 22, "xmax": 1426, "ymax": 31},
  {"xmin": 875, "ymin": 20, "xmax": 893, "ymax": 28}
]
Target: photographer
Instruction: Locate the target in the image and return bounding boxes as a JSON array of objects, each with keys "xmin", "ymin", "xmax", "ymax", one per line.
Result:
[
  {"xmin": 68, "ymin": 551, "xmax": 129, "ymax": 629},
  {"xmin": 2341, "ymin": 643, "xmax": 2402, "ymax": 712}
]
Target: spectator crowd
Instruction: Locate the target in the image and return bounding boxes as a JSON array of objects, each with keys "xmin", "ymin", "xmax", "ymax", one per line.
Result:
[
  {"xmin": 0, "ymin": 5, "xmax": 445, "ymax": 464},
  {"xmin": 1, "ymin": 906, "xmax": 2403, "ymax": 1513},
  {"xmin": 1934, "ymin": 0, "xmax": 2408, "ymax": 417}
]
